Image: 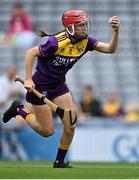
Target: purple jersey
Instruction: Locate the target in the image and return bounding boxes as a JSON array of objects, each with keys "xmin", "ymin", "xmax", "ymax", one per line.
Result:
[
  {"xmin": 37, "ymin": 32, "xmax": 98, "ymax": 82},
  {"xmin": 26, "ymin": 32, "xmax": 98, "ymax": 104}
]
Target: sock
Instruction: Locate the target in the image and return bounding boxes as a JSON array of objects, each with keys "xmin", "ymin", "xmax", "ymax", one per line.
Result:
[
  {"xmin": 55, "ymin": 144, "xmax": 69, "ymax": 164},
  {"xmin": 17, "ymin": 105, "xmax": 32, "ymax": 121}
]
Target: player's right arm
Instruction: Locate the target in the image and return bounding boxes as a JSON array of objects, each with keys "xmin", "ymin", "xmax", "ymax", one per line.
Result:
[
  {"xmin": 24, "ymin": 36, "xmax": 58, "ymax": 91},
  {"xmin": 24, "ymin": 46, "xmax": 41, "ymax": 91},
  {"xmin": 95, "ymin": 16, "xmax": 120, "ymax": 53}
]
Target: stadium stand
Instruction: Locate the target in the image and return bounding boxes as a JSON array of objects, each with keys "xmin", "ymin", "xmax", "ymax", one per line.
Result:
[{"xmin": 0, "ymin": 0, "xmax": 139, "ymax": 105}]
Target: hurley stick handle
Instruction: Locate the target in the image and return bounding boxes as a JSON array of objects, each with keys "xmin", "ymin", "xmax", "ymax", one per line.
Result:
[{"xmin": 15, "ymin": 75, "xmax": 57, "ymax": 112}]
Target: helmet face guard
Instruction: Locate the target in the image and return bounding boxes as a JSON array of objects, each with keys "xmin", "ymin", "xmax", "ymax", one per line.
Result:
[{"xmin": 62, "ymin": 10, "xmax": 90, "ymax": 38}]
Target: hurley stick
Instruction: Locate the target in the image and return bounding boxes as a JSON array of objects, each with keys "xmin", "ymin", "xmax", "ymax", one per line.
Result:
[{"xmin": 15, "ymin": 75, "xmax": 77, "ymax": 126}]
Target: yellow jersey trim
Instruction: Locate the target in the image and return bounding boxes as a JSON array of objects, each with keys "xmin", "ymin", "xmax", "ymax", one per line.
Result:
[{"xmin": 55, "ymin": 32, "xmax": 88, "ymax": 57}]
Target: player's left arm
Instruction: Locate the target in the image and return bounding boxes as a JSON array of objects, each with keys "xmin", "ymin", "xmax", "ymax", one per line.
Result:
[{"xmin": 95, "ymin": 16, "xmax": 120, "ymax": 53}]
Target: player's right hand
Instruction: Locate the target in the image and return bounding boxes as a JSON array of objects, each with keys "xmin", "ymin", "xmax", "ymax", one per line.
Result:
[
  {"xmin": 108, "ymin": 16, "xmax": 120, "ymax": 32},
  {"xmin": 24, "ymin": 79, "xmax": 35, "ymax": 92}
]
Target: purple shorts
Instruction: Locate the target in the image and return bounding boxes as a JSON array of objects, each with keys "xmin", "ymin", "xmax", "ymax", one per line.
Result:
[{"xmin": 26, "ymin": 71, "xmax": 70, "ymax": 105}]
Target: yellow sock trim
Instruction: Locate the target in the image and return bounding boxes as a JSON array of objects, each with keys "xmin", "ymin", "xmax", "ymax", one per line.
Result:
[
  {"xmin": 16, "ymin": 115, "xmax": 24, "ymax": 121},
  {"xmin": 60, "ymin": 143, "xmax": 69, "ymax": 150},
  {"xmin": 25, "ymin": 113, "xmax": 33, "ymax": 122}
]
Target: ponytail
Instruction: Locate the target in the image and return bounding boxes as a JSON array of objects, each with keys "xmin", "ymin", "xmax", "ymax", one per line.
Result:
[
  {"xmin": 38, "ymin": 30, "xmax": 66, "ymax": 38},
  {"xmin": 38, "ymin": 30, "xmax": 51, "ymax": 38}
]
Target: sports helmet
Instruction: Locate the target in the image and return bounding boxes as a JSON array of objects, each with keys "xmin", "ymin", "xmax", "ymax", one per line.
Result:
[{"xmin": 62, "ymin": 9, "xmax": 90, "ymax": 37}]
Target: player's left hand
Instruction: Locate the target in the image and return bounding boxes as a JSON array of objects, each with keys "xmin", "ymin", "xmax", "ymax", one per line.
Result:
[{"xmin": 108, "ymin": 16, "xmax": 120, "ymax": 32}]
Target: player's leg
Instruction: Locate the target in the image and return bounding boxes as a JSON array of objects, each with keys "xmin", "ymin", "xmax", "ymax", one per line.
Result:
[
  {"xmin": 3, "ymin": 101, "xmax": 54, "ymax": 137},
  {"xmin": 52, "ymin": 92, "xmax": 76, "ymax": 168},
  {"xmin": 32, "ymin": 104, "xmax": 54, "ymax": 137}
]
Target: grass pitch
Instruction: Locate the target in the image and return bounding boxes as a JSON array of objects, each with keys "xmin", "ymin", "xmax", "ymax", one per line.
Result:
[{"xmin": 0, "ymin": 161, "xmax": 139, "ymax": 179}]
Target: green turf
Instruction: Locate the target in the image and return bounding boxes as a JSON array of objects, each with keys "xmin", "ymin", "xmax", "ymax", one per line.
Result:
[{"xmin": 0, "ymin": 161, "xmax": 139, "ymax": 179}]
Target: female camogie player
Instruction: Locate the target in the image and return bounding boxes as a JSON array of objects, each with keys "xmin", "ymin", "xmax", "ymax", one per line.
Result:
[{"xmin": 3, "ymin": 9, "xmax": 120, "ymax": 168}]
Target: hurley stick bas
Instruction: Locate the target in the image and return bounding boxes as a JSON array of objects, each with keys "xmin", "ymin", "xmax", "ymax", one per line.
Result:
[{"xmin": 15, "ymin": 75, "xmax": 77, "ymax": 126}]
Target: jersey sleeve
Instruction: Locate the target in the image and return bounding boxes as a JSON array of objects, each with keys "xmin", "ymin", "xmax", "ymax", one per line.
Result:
[
  {"xmin": 39, "ymin": 36, "xmax": 58, "ymax": 57},
  {"xmin": 86, "ymin": 36, "xmax": 99, "ymax": 51}
]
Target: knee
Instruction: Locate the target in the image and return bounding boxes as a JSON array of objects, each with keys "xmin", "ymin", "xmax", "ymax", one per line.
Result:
[{"xmin": 40, "ymin": 129, "xmax": 54, "ymax": 137}]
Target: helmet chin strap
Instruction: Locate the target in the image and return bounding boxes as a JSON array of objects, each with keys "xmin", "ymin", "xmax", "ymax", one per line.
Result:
[
  {"xmin": 66, "ymin": 24, "xmax": 88, "ymax": 43},
  {"xmin": 68, "ymin": 33, "xmax": 88, "ymax": 44},
  {"xmin": 73, "ymin": 34, "xmax": 88, "ymax": 40}
]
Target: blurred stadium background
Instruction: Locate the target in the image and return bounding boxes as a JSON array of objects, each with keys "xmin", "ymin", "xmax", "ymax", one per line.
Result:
[{"xmin": 0, "ymin": 0, "xmax": 139, "ymax": 164}]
